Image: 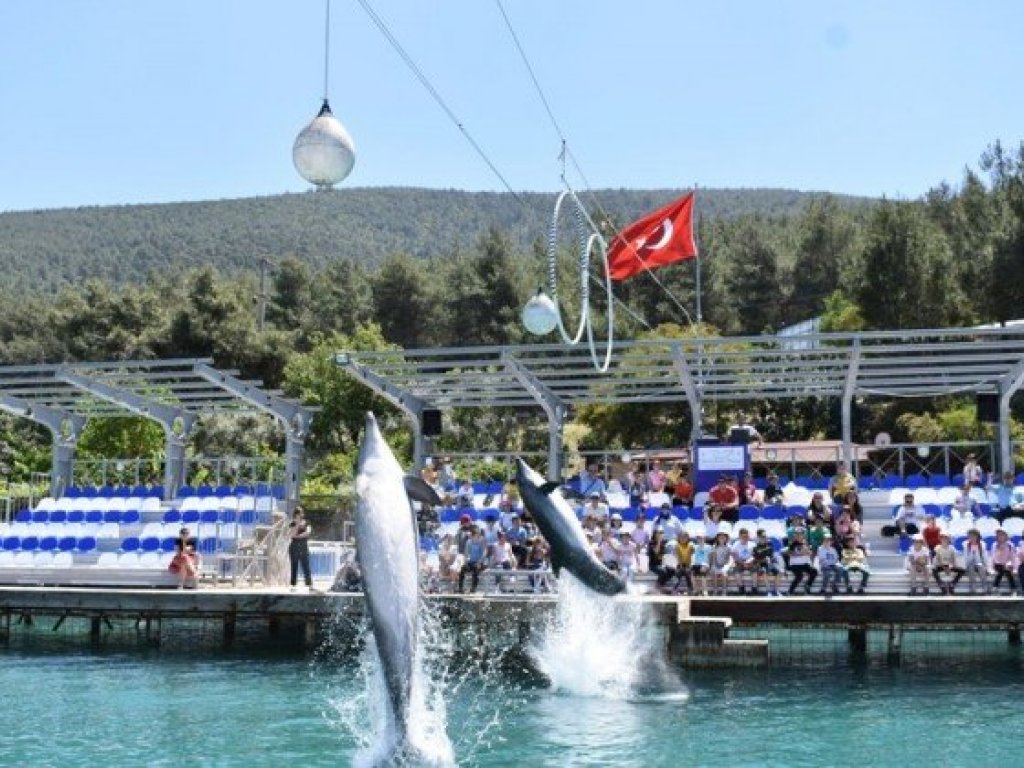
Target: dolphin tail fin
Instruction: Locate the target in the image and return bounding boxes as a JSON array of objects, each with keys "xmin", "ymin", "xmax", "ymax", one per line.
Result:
[
  {"xmin": 538, "ymin": 481, "xmax": 561, "ymax": 496},
  {"xmin": 550, "ymin": 548, "xmax": 565, "ymax": 577},
  {"xmin": 404, "ymin": 476, "xmax": 444, "ymax": 506}
]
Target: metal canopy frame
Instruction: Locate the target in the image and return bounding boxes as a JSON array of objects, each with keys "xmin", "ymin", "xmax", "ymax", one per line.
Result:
[
  {"xmin": 0, "ymin": 359, "xmax": 314, "ymax": 500},
  {"xmin": 337, "ymin": 326, "xmax": 1024, "ymax": 478}
]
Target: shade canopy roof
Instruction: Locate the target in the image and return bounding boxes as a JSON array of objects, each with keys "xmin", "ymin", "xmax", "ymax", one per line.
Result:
[{"xmin": 337, "ymin": 326, "xmax": 1024, "ymax": 410}]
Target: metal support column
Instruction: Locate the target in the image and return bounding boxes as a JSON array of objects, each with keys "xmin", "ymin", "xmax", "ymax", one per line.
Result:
[
  {"xmin": 503, "ymin": 353, "xmax": 565, "ymax": 480},
  {"xmin": 57, "ymin": 369, "xmax": 196, "ymax": 499},
  {"xmin": 841, "ymin": 340, "xmax": 862, "ymax": 468},
  {"xmin": 670, "ymin": 344, "xmax": 703, "ymax": 444},
  {"xmin": 997, "ymin": 357, "xmax": 1024, "ymax": 474},
  {"xmin": 333, "ymin": 355, "xmax": 428, "ymax": 470},
  {"xmin": 193, "ymin": 363, "xmax": 315, "ymax": 504},
  {"xmin": 0, "ymin": 396, "xmax": 85, "ymax": 498}
]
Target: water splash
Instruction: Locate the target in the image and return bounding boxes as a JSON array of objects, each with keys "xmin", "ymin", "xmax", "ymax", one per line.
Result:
[{"xmin": 529, "ymin": 574, "xmax": 689, "ymax": 702}]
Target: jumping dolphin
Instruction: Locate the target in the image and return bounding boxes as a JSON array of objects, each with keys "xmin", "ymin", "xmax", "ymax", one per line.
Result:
[
  {"xmin": 355, "ymin": 412, "xmax": 443, "ymax": 757},
  {"xmin": 515, "ymin": 457, "xmax": 627, "ymax": 596}
]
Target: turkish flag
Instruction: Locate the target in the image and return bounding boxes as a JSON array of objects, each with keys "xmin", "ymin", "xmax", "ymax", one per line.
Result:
[{"xmin": 606, "ymin": 192, "xmax": 698, "ymax": 281}]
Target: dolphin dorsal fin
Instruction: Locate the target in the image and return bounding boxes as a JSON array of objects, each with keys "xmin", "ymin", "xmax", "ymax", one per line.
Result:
[
  {"xmin": 404, "ymin": 476, "xmax": 443, "ymax": 506},
  {"xmin": 538, "ymin": 481, "xmax": 561, "ymax": 496}
]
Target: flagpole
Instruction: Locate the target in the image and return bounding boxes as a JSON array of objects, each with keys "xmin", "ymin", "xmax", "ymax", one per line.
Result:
[{"xmin": 694, "ymin": 184, "xmax": 703, "ymax": 325}]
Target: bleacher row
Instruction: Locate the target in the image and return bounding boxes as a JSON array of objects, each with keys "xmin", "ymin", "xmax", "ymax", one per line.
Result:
[
  {"xmin": 0, "ymin": 490, "xmax": 277, "ymax": 586},
  {"xmin": 60, "ymin": 483, "xmax": 286, "ymax": 500}
]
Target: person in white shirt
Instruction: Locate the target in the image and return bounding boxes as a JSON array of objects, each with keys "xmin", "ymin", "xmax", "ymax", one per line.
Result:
[
  {"xmin": 578, "ymin": 493, "xmax": 610, "ymax": 522},
  {"xmin": 963, "ymin": 454, "xmax": 984, "ymax": 487},
  {"xmin": 487, "ymin": 532, "xmax": 516, "ymax": 592},
  {"xmin": 578, "ymin": 463, "xmax": 607, "ymax": 498},
  {"xmin": 598, "ymin": 530, "xmax": 620, "ymax": 571},
  {"xmin": 950, "ymin": 484, "xmax": 979, "ymax": 518},
  {"xmin": 630, "ymin": 510, "xmax": 651, "ymax": 572},
  {"xmin": 882, "ymin": 493, "xmax": 924, "ymax": 537},
  {"xmin": 652, "ymin": 503, "xmax": 684, "ymax": 541}
]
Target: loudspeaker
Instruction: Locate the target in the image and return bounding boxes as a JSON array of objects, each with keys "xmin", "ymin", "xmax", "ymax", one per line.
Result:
[
  {"xmin": 422, "ymin": 409, "xmax": 443, "ymax": 436},
  {"xmin": 976, "ymin": 393, "xmax": 1000, "ymax": 424}
]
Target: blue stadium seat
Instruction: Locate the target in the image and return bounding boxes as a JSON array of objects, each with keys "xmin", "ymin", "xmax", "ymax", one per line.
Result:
[
  {"xmin": 31, "ymin": 510, "xmax": 48, "ymax": 524},
  {"xmin": 140, "ymin": 537, "xmax": 161, "ymax": 552},
  {"xmin": 67, "ymin": 510, "xmax": 86, "ymax": 524},
  {"xmin": 219, "ymin": 509, "xmax": 237, "ymax": 524},
  {"xmin": 977, "ymin": 503, "xmax": 992, "ymax": 517},
  {"xmin": 929, "ymin": 474, "xmax": 951, "ymax": 488},
  {"xmin": 120, "ymin": 537, "xmax": 140, "ymax": 553},
  {"xmin": 738, "ymin": 505, "xmax": 759, "ymax": 521},
  {"xmin": 618, "ymin": 507, "xmax": 637, "ymax": 522},
  {"xmin": 200, "ymin": 509, "xmax": 218, "ymax": 525},
  {"xmin": 163, "ymin": 509, "xmax": 182, "ymax": 524},
  {"xmin": 39, "ymin": 536, "xmax": 58, "ymax": 552},
  {"xmin": 20, "ymin": 536, "xmax": 39, "ymax": 552},
  {"xmin": 951, "ymin": 473, "xmax": 965, "ymax": 488},
  {"xmin": 857, "ymin": 475, "xmax": 876, "ymax": 490},
  {"xmin": 770, "ymin": 537, "xmax": 783, "ymax": 552},
  {"xmin": 234, "ymin": 485, "xmax": 253, "ymax": 496},
  {"xmin": 898, "ymin": 536, "xmax": 912, "ymax": 554},
  {"xmin": 214, "ymin": 485, "xmax": 233, "ymax": 497},
  {"xmin": 49, "ymin": 510, "xmax": 67, "ymax": 524},
  {"xmin": 57, "ymin": 537, "xmax": 76, "ymax": 552},
  {"xmin": 76, "ymin": 537, "xmax": 97, "ymax": 553},
  {"xmin": 181, "ymin": 509, "xmax": 200, "ymax": 525},
  {"xmin": 147, "ymin": 486, "xmax": 164, "ymax": 498},
  {"xmin": 1017, "ymin": 472, "xmax": 1024, "ymax": 486},
  {"xmin": 238, "ymin": 510, "xmax": 257, "ymax": 526},
  {"xmin": 953, "ymin": 536, "xmax": 968, "ymax": 551},
  {"xmin": 786, "ymin": 505, "xmax": 806, "ymax": 520},
  {"xmin": 103, "ymin": 510, "xmax": 122, "ymax": 524},
  {"xmin": 762, "ymin": 505, "xmax": 786, "ymax": 521},
  {"xmin": 130, "ymin": 486, "xmax": 148, "ymax": 497},
  {"xmin": 81, "ymin": 487, "xmax": 98, "ymax": 498},
  {"xmin": 672, "ymin": 505, "xmax": 688, "ymax": 520},
  {"xmin": 2, "ymin": 536, "xmax": 20, "ymax": 551},
  {"xmin": 905, "ymin": 474, "xmax": 925, "ymax": 490},
  {"xmin": 689, "ymin": 506, "xmax": 704, "ymax": 521},
  {"xmin": 983, "ymin": 535, "xmax": 996, "ymax": 549},
  {"xmin": 160, "ymin": 537, "xmax": 178, "ymax": 553},
  {"xmin": 880, "ymin": 474, "xmax": 902, "ymax": 490},
  {"xmin": 794, "ymin": 475, "xmax": 813, "ymax": 489},
  {"xmin": 84, "ymin": 510, "xmax": 103, "ymax": 524},
  {"xmin": 15, "ymin": 509, "xmax": 31, "ymax": 523},
  {"xmin": 65, "ymin": 486, "xmax": 83, "ymax": 498},
  {"xmin": 196, "ymin": 485, "xmax": 213, "ymax": 498},
  {"xmin": 113, "ymin": 486, "xmax": 131, "ymax": 498},
  {"xmin": 177, "ymin": 486, "xmax": 196, "ymax": 498},
  {"xmin": 923, "ymin": 503, "xmax": 942, "ymax": 518},
  {"xmin": 121, "ymin": 509, "xmax": 141, "ymax": 524}
]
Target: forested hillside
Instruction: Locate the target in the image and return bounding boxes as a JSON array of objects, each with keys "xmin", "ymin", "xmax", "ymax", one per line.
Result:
[
  {"xmin": 0, "ymin": 187, "xmax": 867, "ymax": 289},
  {"xmin": 0, "ymin": 142, "xmax": 1022, "ymax": 489}
]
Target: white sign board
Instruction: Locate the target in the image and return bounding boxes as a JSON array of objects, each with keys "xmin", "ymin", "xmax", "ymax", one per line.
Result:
[{"xmin": 696, "ymin": 444, "xmax": 747, "ymax": 472}]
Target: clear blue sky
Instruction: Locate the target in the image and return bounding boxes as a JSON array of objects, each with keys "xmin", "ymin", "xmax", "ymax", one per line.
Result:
[{"xmin": 1, "ymin": 0, "xmax": 1022, "ymax": 212}]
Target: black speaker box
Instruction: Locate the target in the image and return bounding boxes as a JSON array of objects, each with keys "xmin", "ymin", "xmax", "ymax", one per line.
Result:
[
  {"xmin": 422, "ymin": 409, "xmax": 443, "ymax": 436},
  {"xmin": 976, "ymin": 393, "xmax": 1000, "ymax": 423}
]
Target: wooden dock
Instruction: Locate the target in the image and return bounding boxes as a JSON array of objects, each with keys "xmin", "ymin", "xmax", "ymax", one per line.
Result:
[{"xmin": 3, "ymin": 587, "xmax": 1023, "ymax": 665}]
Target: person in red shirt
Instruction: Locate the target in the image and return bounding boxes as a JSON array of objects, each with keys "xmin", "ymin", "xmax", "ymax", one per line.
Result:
[
  {"xmin": 709, "ymin": 475, "xmax": 740, "ymax": 523},
  {"xmin": 921, "ymin": 514, "xmax": 942, "ymax": 554}
]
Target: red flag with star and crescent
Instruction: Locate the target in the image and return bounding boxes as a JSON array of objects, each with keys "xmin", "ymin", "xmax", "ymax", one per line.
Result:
[{"xmin": 606, "ymin": 192, "xmax": 698, "ymax": 281}]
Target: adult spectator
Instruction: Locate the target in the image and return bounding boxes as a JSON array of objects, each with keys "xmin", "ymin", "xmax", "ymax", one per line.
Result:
[
  {"xmin": 950, "ymin": 484, "xmax": 978, "ymax": 518},
  {"xmin": 752, "ymin": 529, "xmax": 781, "ymax": 596},
  {"xmin": 504, "ymin": 515, "xmax": 530, "ymax": 568},
  {"xmin": 882, "ymin": 493, "xmax": 924, "ymax": 537},
  {"xmin": 456, "ymin": 514, "xmax": 474, "ymax": 551},
  {"xmin": 762, "ymin": 471, "xmax": 784, "ymax": 505},
  {"xmin": 709, "ymin": 532, "xmax": 733, "ymax": 595},
  {"xmin": 480, "ymin": 513, "xmax": 502, "ymax": 547},
  {"xmin": 647, "ymin": 461, "xmax": 667, "ymax": 493},
  {"xmin": 497, "ymin": 498, "xmax": 518, "ymax": 532},
  {"xmin": 420, "ymin": 460, "xmax": 439, "ymax": 490},
  {"xmin": 829, "ymin": 464, "xmax": 857, "ymax": 505},
  {"xmin": 840, "ymin": 490, "xmax": 864, "ymax": 524},
  {"xmin": 169, "ymin": 525, "xmax": 199, "ymax": 590},
  {"xmin": 458, "ymin": 528, "xmax": 487, "ymax": 593},
  {"xmin": 627, "ymin": 471, "xmax": 648, "ymax": 508},
  {"xmin": 963, "ymin": 454, "xmax": 985, "ymax": 487},
  {"xmin": 579, "ymin": 492, "xmax": 610, "ymax": 522},
  {"xmin": 647, "ymin": 529, "xmax": 673, "ymax": 590},
  {"xmin": 287, "ymin": 509, "xmax": 312, "ymax": 591},
  {"xmin": 578, "ymin": 463, "xmax": 607, "ymax": 498},
  {"xmin": 727, "ymin": 414, "xmax": 764, "ymax": 452},
  {"xmin": 652, "ymin": 502, "xmax": 684, "ymax": 540},
  {"xmin": 962, "ymin": 528, "xmax": 988, "ymax": 594},
  {"xmin": 805, "ymin": 492, "xmax": 830, "ymax": 526},
  {"xmin": 438, "ymin": 457, "xmax": 457, "ymax": 492},
  {"xmin": 598, "ymin": 529, "xmax": 621, "ymax": 571},
  {"xmin": 669, "ymin": 465, "xmax": 694, "ymax": 507},
  {"xmin": 786, "ymin": 530, "xmax": 817, "ymax": 594},
  {"xmin": 738, "ymin": 472, "xmax": 758, "ymax": 506},
  {"xmin": 527, "ymin": 538, "xmax": 551, "ymax": 593},
  {"xmin": 709, "ymin": 475, "xmax": 740, "ymax": 523},
  {"xmin": 991, "ymin": 471, "xmax": 1024, "ymax": 522}
]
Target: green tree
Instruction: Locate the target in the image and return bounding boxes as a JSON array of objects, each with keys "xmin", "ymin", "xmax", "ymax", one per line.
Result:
[{"xmin": 370, "ymin": 253, "xmax": 437, "ymax": 348}]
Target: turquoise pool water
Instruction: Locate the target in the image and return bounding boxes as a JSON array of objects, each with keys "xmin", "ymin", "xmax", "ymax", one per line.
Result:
[{"xmin": 3, "ymin": 640, "xmax": 1024, "ymax": 767}]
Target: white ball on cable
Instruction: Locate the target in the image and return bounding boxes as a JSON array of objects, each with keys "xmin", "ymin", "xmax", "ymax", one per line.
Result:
[
  {"xmin": 522, "ymin": 290, "xmax": 559, "ymax": 336},
  {"xmin": 293, "ymin": 100, "xmax": 356, "ymax": 188}
]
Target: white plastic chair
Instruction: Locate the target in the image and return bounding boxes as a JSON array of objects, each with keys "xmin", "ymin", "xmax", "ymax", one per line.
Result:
[
  {"xmin": 54, "ymin": 497, "xmax": 75, "ymax": 513},
  {"xmin": 141, "ymin": 497, "xmax": 162, "ymax": 513},
  {"xmin": 1002, "ymin": 518, "xmax": 1024, "ymax": 537},
  {"xmin": 13, "ymin": 551, "xmax": 34, "ymax": 567},
  {"xmin": 33, "ymin": 552, "xmax": 54, "ymax": 567},
  {"xmin": 116, "ymin": 553, "xmax": 140, "ymax": 569},
  {"xmin": 180, "ymin": 496, "xmax": 202, "ymax": 513},
  {"xmin": 648, "ymin": 492, "xmax": 671, "ymax": 508},
  {"xmin": 976, "ymin": 518, "xmax": 1000, "ymax": 536},
  {"xmin": 36, "ymin": 497, "xmax": 57, "ymax": 512},
  {"xmin": 52, "ymin": 552, "xmax": 73, "ymax": 568},
  {"xmin": 96, "ymin": 552, "xmax": 119, "ymax": 568},
  {"xmin": 0, "ymin": 551, "xmax": 14, "ymax": 567},
  {"xmin": 123, "ymin": 496, "xmax": 144, "ymax": 513},
  {"xmin": 106, "ymin": 497, "xmax": 127, "ymax": 512},
  {"xmin": 936, "ymin": 487, "xmax": 960, "ymax": 504},
  {"xmin": 138, "ymin": 552, "xmax": 160, "ymax": 569},
  {"xmin": 200, "ymin": 496, "xmax": 221, "ymax": 513}
]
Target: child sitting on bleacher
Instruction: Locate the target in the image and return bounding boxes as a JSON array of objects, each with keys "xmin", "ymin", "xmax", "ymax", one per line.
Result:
[
  {"xmin": 961, "ymin": 528, "xmax": 988, "ymax": 594},
  {"xmin": 816, "ymin": 533, "xmax": 842, "ymax": 595},
  {"xmin": 752, "ymin": 529, "xmax": 781, "ymax": 597},
  {"xmin": 617, "ymin": 531, "xmax": 638, "ymax": 582},
  {"xmin": 931, "ymin": 532, "xmax": 965, "ymax": 594},
  {"xmin": 691, "ymin": 534, "xmax": 712, "ymax": 595},
  {"xmin": 840, "ymin": 537, "xmax": 870, "ymax": 594},
  {"xmin": 709, "ymin": 531, "xmax": 732, "ymax": 596},
  {"xmin": 671, "ymin": 531, "xmax": 694, "ymax": 595},
  {"xmin": 990, "ymin": 529, "xmax": 1017, "ymax": 595},
  {"xmin": 905, "ymin": 535, "xmax": 931, "ymax": 595}
]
